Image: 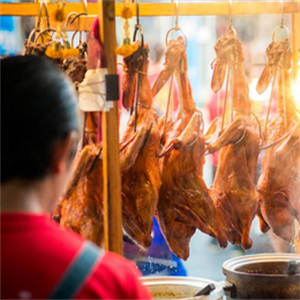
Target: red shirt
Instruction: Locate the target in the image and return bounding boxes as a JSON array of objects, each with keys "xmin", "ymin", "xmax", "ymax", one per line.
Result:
[{"xmin": 1, "ymin": 213, "xmax": 152, "ymax": 299}]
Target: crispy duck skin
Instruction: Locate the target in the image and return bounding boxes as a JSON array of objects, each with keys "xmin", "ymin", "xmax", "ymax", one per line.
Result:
[
  {"xmin": 59, "ymin": 143, "xmax": 104, "ymax": 246},
  {"xmin": 152, "ymin": 38, "xmax": 186, "ymax": 98},
  {"xmin": 159, "ymin": 113, "xmax": 227, "ymax": 260},
  {"xmin": 158, "ymin": 115, "xmax": 174, "ymax": 145},
  {"xmin": 208, "ymin": 29, "xmax": 260, "ymax": 250},
  {"xmin": 54, "ymin": 108, "xmax": 103, "ymax": 246},
  {"xmin": 257, "ymin": 41, "xmax": 299, "ymax": 242},
  {"xmin": 256, "ymin": 39, "xmax": 291, "ymax": 95},
  {"xmin": 122, "ymin": 45, "xmax": 145, "ymax": 110},
  {"xmin": 120, "ymin": 44, "xmax": 161, "ymax": 249},
  {"xmin": 208, "ymin": 115, "xmax": 260, "ymax": 249},
  {"xmin": 84, "ymin": 112, "xmax": 99, "ymax": 145},
  {"xmin": 63, "ymin": 56, "xmax": 87, "ymax": 84},
  {"xmin": 211, "ymin": 30, "xmax": 240, "ymax": 94},
  {"xmin": 24, "ymin": 42, "xmax": 48, "ymax": 56},
  {"xmin": 154, "ymin": 37, "xmax": 227, "ymax": 260}
]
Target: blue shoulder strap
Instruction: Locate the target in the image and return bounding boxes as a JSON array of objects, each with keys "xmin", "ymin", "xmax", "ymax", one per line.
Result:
[{"xmin": 48, "ymin": 241, "xmax": 104, "ymax": 299}]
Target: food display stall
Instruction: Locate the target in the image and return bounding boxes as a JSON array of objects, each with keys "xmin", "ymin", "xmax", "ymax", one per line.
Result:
[{"xmin": 1, "ymin": 0, "xmax": 299, "ymax": 298}]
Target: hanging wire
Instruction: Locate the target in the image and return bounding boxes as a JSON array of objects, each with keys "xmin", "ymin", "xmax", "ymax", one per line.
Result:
[
  {"xmin": 133, "ymin": 0, "xmax": 144, "ymax": 46},
  {"xmin": 175, "ymin": 0, "xmax": 179, "ymax": 30},
  {"xmin": 264, "ymin": 0, "xmax": 290, "ymax": 143},
  {"xmin": 88, "ymin": 147, "xmax": 103, "ymax": 174},
  {"xmin": 280, "ymin": 0, "xmax": 284, "ymax": 28},
  {"xmin": 36, "ymin": 1, "xmax": 50, "ymax": 30},
  {"xmin": 260, "ymin": 122, "xmax": 299, "ymax": 150},
  {"xmin": 33, "ymin": 1, "xmax": 55, "ymax": 44},
  {"xmin": 65, "ymin": 0, "xmax": 88, "ymax": 47},
  {"xmin": 63, "ymin": 0, "xmax": 89, "ymax": 147},
  {"xmin": 221, "ymin": 66, "xmax": 231, "ymax": 132},
  {"xmin": 34, "ymin": 28, "xmax": 56, "ymax": 43},
  {"xmin": 228, "ymin": 0, "xmax": 233, "ymax": 28},
  {"xmin": 161, "ymin": 74, "xmax": 174, "ymax": 144},
  {"xmin": 264, "ymin": 68, "xmax": 278, "ymax": 144},
  {"xmin": 81, "ymin": 112, "xmax": 87, "ymax": 149},
  {"xmin": 230, "ymin": 63, "xmax": 234, "ymax": 123},
  {"xmin": 27, "ymin": 1, "xmax": 51, "ymax": 50},
  {"xmin": 133, "ymin": 0, "xmax": 144, "ymax": 133},
  {"xmin": 165, "ymin": 0, "xmax": 187, "ymax": 47},
  {"xmin": 176, "ymin": 72, "xmax": 185, "ymax": 129},
  {"xmin": 282, "ymin": 71, "xmax": 288, "ymax": 133},
  {"xmin": 134, "ymin": 73, "xmax": 142, "ymax": 133},
  {"xmin": 218, "ymin": 0, "xmax": 237, "ymax": 132},
  {"xmin": 272, "ymin": 0, "xmax": 290, "ymax": 42}
]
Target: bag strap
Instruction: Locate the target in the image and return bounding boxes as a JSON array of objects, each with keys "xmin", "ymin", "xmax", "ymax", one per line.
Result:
[{"xmin": 48, "ymin": 241, "xmax": 104, "ymax": 299}]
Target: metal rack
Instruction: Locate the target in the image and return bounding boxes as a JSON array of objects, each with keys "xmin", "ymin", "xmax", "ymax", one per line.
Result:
[{"xmin": 1, "ymin": 0, "xmax": 299, "ymax": 254}]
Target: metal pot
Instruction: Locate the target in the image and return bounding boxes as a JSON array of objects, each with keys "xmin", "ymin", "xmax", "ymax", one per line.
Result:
[
  {"xmin": 141, "ymin": 276, "xmax": 224, "ymax": 300},
  {"xmin": 222, "ymin": 253, "xmax": 300, "ymax": 299}
]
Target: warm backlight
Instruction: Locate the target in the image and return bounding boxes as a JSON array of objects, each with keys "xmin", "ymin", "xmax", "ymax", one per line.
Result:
[
  {"xmin": 249, "ymin": 78, "xmax": 272, "ymax": 102},
  {"xmin": 292, "ymin": 70, "xmax": 300, "ymax": 110}
]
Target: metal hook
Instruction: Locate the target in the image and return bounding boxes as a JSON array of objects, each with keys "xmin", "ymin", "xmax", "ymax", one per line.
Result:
[
  {"xmin": 70, "ymin": 12, "xmax": 88, "ymax": 25},
  {"xmin": 136, "ymin": 0, "xmax": 140, "ymax": 27},
  {"xmin": 26, "ymin": 28, "xmax": 39, "ymax": 54},
  {"xmin": 133, "ymin": 0, "xmax": 144, "ymax": 47},
  {"xmin": 28, "ymin": 28, "xmax": 38, "ymax": 44},
  {"xmin": 82, "ymin": 0, "xmax": 88, "ymax": 14},
  {"xmin": 65, "ymin": 0, "xmax": 88, "ymax": 47},
  {"xmin": 64, "ymin": 0, "xmax": 88, "ymax": 31},
  {"xmin": 234, "ymin": 118, "xmax": 247, "ymax": 145},
  {"xmin": 165, "ymin": 1, "xmax": 187, "ymax": 47},
  {"xmin": 228, "ymin": 0, "xmax": 233, "ymax": 27},
  {"xmin": 71, "ymin": 30, "xmax": 80, "ymax": 48},
  {"xmin": 27, "ymin": 2, "xmax": 50, "ymax": 54},
  {"xmin": 271, "ymin": 23, "xmax": 290, "ymax": 42},
  {"xmin": 34, "ymin": 28, "xmax": 56, "ymax": 44},
  {"xmin": 271, "ymin": 0, "xmax": 290, "ymax": 42},
  {"xmin": 65, "ymin": 12, "xmax": 78, "ymax": 28},
  {"xmin": 175, "ymin": 0, "xmax": 179, "ymax": 30},
  {"xmin": 37, "ymin": 1, "xmax": 50, "ymax": 30},
  {"xmin": 224, "ymin": 0, "xmax": 237, "ymax": 38},
  {"xmin": 280, "ymin": 0, "xmax": 284, "ymax": 28},
  {"xmin": 165, "ymin": 27, "xmax": 187, "ymax": 47}
]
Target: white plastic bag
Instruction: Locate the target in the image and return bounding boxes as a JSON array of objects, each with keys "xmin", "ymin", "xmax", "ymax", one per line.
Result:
[{"xmin": 78, "ymin": 68, "xmax": 114, "ymax": 112}]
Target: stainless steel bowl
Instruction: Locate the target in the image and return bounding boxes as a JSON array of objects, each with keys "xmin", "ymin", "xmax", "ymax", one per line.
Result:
[
  {"xmin": 223, "ymin": 253, "xmax": 300, "ymax": 299},
  {"xmin": 141, "ymin": 276, "xmax": 224, "ymax": 300}
]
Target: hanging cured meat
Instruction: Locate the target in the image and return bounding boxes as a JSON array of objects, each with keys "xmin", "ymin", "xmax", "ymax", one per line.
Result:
[
  {"xmin": 58, "ymin": 143, "xmax": 104, "ymax": 246},
  {"xmin": 63, "ymin": 56, "xmax": 87, "ymax": 84},
  {"xmin": 256, "ymin": 39, "xmax": 300, "ymax": 242},
  {"xmin": 207, "ymin": 28, "xmax": 260, "ymax": 250},
  {"xmin": 54, "ymin": 109, "xmax": 104, "ymax": 246},
  {"xmin": 121, "ymin": 44, "xmax": 145, "ymax": 111},
  {"xmin": 120, "ymin": 43, "xmax": 161, "ymax": 249},
  {"xmin": 154, "ymin": 37, "xmax": 227, "ymax": 260}
]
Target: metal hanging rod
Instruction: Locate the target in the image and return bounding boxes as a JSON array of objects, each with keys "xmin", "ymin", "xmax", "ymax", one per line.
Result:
[{"xmin": 0, "ymin": 2, "xmax": 299, "ymax": 18}]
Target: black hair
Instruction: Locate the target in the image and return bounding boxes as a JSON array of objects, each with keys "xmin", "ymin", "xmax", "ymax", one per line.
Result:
[{"xmin": 1, "ymin": 55, "xmax": 79, "ymax": 183}]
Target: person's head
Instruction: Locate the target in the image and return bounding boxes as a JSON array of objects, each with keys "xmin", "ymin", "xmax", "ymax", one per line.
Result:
[{"xmin": 1, "ymin": 55, "xmax": 79, "ymax": 211}]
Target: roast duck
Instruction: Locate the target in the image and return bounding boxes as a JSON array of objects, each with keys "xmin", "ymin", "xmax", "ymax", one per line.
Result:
[
  {"xmin": 63, "ymin": 42, "xmax": 88, "ymax": 84},
  {"xmin": 256, "ymin": 38, "xmax": 300, "ymax": 242},
  {"xmin": 55, "ymin": 113, "xmax": 104, "ymax": 247},
  {"xmin": 152, "ymin": 36, "xmax": 227, "ymax": 260},
  {"xmin": 207, "ymin": 27, "xmax": 260, "ymax": 250},
  {"xmin": 24, "ymin": 33, "xmax": 87, "ymax": 85},
  {"xmin": 119, "ymin": 43, "xmax": 161, "ymax": 249}
]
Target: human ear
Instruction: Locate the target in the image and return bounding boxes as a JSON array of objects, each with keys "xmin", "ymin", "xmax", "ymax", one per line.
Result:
[{"xmin": 51, "ymin": 131, "xmax": 78, "ymax": 174}]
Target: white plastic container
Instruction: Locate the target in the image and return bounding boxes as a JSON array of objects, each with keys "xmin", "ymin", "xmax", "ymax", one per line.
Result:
[{"xmin": 141, "ymin": 276, "xmax": 224, "ymax": 300}]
